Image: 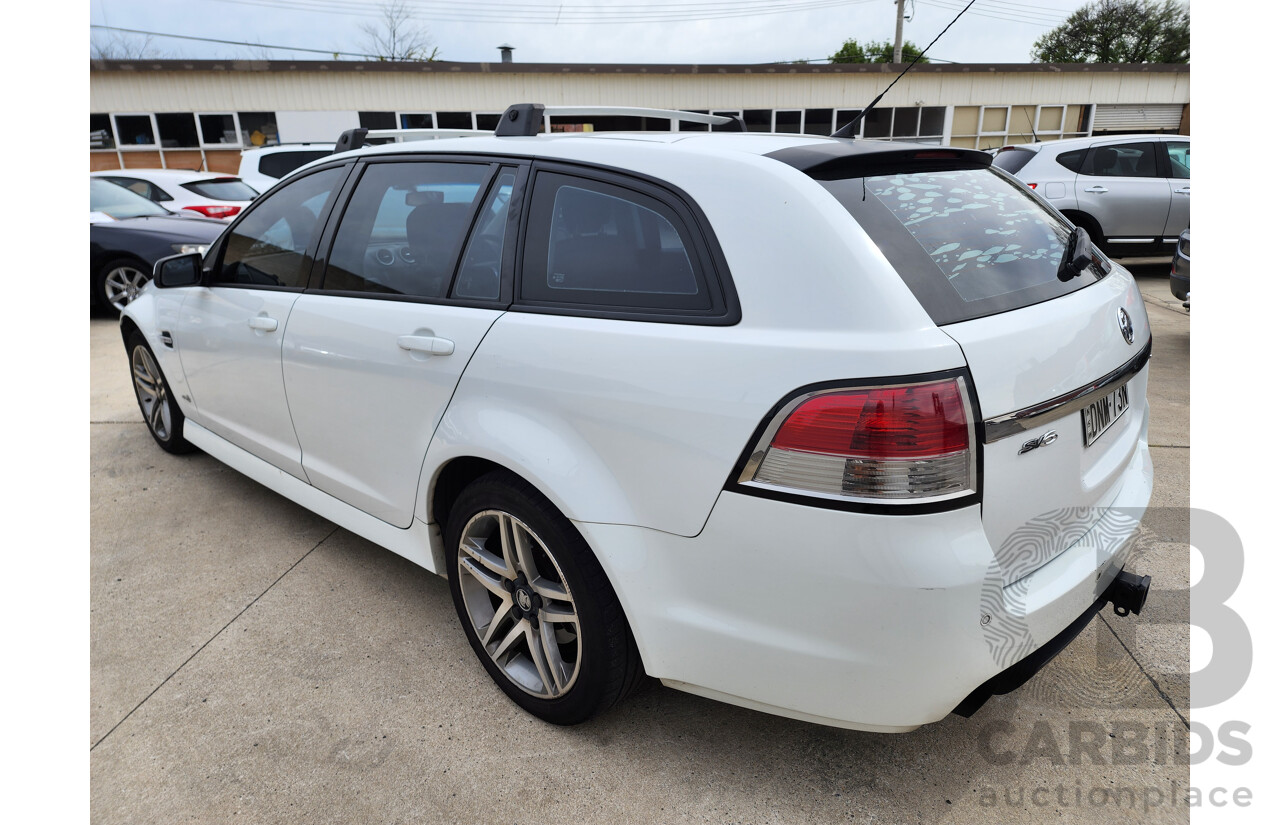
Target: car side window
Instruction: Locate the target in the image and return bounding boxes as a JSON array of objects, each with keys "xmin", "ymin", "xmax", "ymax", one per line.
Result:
[
  {"xmin": 1081, "ymin": 142, "xmax": 1160, "ymax": 178},
  {"xmin": 521, "ymin": 172, "xmax": 710, "ymax": 312},
  {"xmin": 217, "ymin": 166, "xmax": 346, "ymax": 288},
  {"xmin": 1165, "ymin": 141, "xmax": 1190, "ymax": 180},
  {"xmin": 452, "ymin": 170, "xmax": 517, "ymax": 301},
  {"xmin": 106, "ymin": 176, "xmax": 170, "ymax": 202},
  {"xmin": 322, "ymin": 161, "xmax": 490, "ymax": 299}
]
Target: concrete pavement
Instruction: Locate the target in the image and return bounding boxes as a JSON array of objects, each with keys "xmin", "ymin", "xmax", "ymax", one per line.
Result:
[{"xmin": 90, "ymin": 271, "xmax": 1191, "ymax": 824}]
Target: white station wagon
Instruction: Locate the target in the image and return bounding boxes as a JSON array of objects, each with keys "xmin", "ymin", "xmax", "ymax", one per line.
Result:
[{"xmin": 123, "ymin": 105, "xmax": 1153, "ymax": 732}]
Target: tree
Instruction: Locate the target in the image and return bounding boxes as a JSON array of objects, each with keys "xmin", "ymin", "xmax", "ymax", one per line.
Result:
[
  {"xmin": 830, "ymin": 38, "xmax": 929, "ymax": 64},
  {"xmin": 91, "ymin": 31, "xmax": 164, "ymax": 60},
  {"xmin": 1032, "ymin": 0, "xmax": 1189, "ymax": 63},
  {"xmin": 359, "ymin": 0, "xmax": 439, "ymax": 62}
]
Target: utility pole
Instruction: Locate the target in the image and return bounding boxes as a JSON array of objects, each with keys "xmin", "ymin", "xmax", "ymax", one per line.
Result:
[{"xmin": 893, "ymin": 0, "xmax": 906, "ymax": 63}]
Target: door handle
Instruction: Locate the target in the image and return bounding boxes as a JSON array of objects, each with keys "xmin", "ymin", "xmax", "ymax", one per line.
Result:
[
  {"xmin": 397, "ymin": 334, "xmax": 455, "ymax": 356},
  {"xmin": 1083, "ymin": 186, "xmax": 1109, "ymax": 194},
  {"xmin": 1174, "ymin": 187, "xmax": 1191, "ymax": 195},
  {"xmin": 248, "ymin": 316, "xmax": 278, "ymax": 332}
]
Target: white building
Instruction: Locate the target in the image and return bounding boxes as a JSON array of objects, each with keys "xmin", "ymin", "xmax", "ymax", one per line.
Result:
[{"xmin": 90, "ymin": 58, "xmax": 1189, "ymax": 173}]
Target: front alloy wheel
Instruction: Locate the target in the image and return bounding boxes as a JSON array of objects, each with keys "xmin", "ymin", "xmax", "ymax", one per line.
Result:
[
  {"xmin": 127, "ymin": 332, "xmax": 195, "ymax": 455},
  {"xmin": 456, "ymin": 510, "xmax": 581, "ymax": 698},
  {"xmin": 105, "ymin": 263, "xmax": 150, "ymax": 311}
]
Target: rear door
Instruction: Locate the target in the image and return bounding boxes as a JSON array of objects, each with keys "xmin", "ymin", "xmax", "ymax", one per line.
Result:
[
  {"xmin": 819, "ymin": 161, "xmax": 1150, "ymax": 583},
  {"xmin": 1161, "ymin": 139, "xmax": 1191, "ymax": 239},
  {"xmin": 281, "ymin": 158, "xmax": 523, "ymax": 527},
  {"xmin": 1074, "ymin": 140, "xmax": 1171, "ymax": 248}
]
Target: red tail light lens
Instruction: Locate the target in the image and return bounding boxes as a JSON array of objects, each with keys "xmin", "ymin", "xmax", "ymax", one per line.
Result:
[
  {"xmin": 183, "ymin": 205, "xmax": 241, "ymax": 219},
  {"xmin": 741, "ymin": 377, "xmax": 976, "ymax": 502},
  {"xmin": 1027, "ymin": 182, "xmax": 1039, "ymax": 190}
]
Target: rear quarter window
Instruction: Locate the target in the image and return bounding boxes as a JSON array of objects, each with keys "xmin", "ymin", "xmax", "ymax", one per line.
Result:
[
  {"xmin": 991, "ymin": 148, "xmax": 1035, "ymax": 175},
  {"xmin": 1055, "ymin": 148, "xmax": 1087, "ymax": 173},
  {"xmin": 519, "ymin": 171, "xmax": 727, "ymax": 319}
]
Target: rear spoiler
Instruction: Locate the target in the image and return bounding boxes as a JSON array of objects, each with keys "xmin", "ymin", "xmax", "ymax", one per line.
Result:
[{"xmin": 766, "ymin": 144, "xmax": 992, "ymax": 180}]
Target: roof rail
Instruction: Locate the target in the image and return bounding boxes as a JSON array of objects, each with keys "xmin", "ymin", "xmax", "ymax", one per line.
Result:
[
  {"xmin": 333, "ymin": 127, "xmax": 489, "ymax": 153},
  {"xmin": 494, "ymin": 104, "xmax": 746, "ymax": 136}
]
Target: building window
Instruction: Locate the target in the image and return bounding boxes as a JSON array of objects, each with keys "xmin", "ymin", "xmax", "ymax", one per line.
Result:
[
  {"xmin": 197, "ymin": 113, "xmax": 239, "ymax": 146},
  {"xmin": 804, "ymin": 109, "xmax": 833, "ymax": 136},
  {"xmin": 238, "ymin": 111, "xmax": 280, "ymax": 146},
  {"xmin": 835, "ymin": 109, "xmax": 863, "ymax": 136},
  {"xmin": 475, "ymin": 113, "xmax": 503, "ymax": 131},
  {"xmin": 400, "ymin": 113, "xmax": 435, "ymax": 129},
  {"xmin": 743, "ymin": 110, "xmax": 771, "ymax": 133},
  {"xmin": 114, "ymin": 114, "xmax": 156, "ymax": 146},
  {"xmin": 774, "ymin": 110, "xmax": 802, "ymax": 134},
  {"xmin": 359, "ymin": 111, "xmax": 397, "ymax": 130},
  {"xmin": 436, "ymin": 111, "xmax": 472, "ymax": 130},
  {"xmin": 91, "ymin": 114, "xmax": 114, "ymax": 149},
  {"xmin": 156, "ymin": 112, "xmax": 200, "ymax": 148}
]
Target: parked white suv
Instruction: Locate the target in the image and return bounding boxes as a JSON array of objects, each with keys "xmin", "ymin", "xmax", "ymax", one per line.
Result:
[
  {"xmin": 992, "ymin": 134, "xmax": 1190, "ymax": 258},
  {"xmin": 237, "ymin": 143, "xmax": 337, "ymax": 195},
  {"xmin": 122, "ymin": 105, "xmax": 1153, "ymax": 732}
]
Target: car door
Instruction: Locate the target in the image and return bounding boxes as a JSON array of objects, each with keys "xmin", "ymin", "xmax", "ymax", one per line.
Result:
[
  {"xmin": 175, "ymin": 164, "xmax": 350, "ymax": 480},
  {"xmin": 281, "ymin": 158, "xmax": 523, "ymax": 527},
  {"xmin": 1074, "ymin": 140, "xmax": 1171, "ymax": 250},
  {"xmin": 1161, "ymin": 138, "xmax": 1190, "ymax": 239}
]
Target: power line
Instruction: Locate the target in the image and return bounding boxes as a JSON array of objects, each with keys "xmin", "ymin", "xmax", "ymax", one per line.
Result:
[
  {"xmin": 196, "ymin": 0, "xmax": 880, "ymax": 24},
  {"xmin": 90, "ymin": 25, "xmax": 381, "ymax": 58}
]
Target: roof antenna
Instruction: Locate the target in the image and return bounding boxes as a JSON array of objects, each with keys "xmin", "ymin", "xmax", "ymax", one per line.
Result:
[{"xmin": 832, "ymin": 0, "xmax": 977, "ymax": 139}]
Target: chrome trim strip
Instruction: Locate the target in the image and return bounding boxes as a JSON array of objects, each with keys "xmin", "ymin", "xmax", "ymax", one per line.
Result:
[
  {"xmin": 982, "ymin": 336, "xmax": 1151, "ymax": 443},
  {"xmin": 1109, "ymin": 238, "xmax": 1156, "ymax": 243}
]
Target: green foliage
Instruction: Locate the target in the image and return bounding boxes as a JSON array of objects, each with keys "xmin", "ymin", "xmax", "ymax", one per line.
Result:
[
  {"xmin": 830, "ymin": 38, "xmax": 930, "ymax": 64},
  {"xmin": 1033, "ymin": 0, "xmax": 1189, "ymax": 63}
]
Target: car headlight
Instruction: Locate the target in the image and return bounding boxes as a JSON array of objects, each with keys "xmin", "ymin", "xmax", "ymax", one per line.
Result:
[{"xmin": 172, "ymin": 243, "xmax": 210, "ymax": 256}]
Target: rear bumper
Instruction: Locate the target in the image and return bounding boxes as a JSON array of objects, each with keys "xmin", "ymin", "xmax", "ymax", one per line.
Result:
[{"xmin": 578, "ymin": 437, "xmax": 1152, "ymax": 732}]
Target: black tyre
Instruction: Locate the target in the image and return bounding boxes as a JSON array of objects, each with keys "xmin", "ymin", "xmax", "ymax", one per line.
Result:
[
  {"xmin": 94, "ymin": 257, "xmax": 150, "ymax": 315},
  {"xmin": 127, "ymin": 332, "xmax": 196, "ymax": 455},
  {"xmin": 445, "ymin": 471, "xmax": 642, "ymax": 725}
]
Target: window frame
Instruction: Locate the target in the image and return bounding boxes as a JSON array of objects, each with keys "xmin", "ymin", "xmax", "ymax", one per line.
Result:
[
  {"xmin": 207, "ymin": 161, "xmax": 357, "ymax": 292},
  {"xmin": 512, "ymin": 160, "xmax": 740, "ymax": 325},
  {"xmin": 306, "ymin": 154, "xmax": 529, "ymax": 311},
  {"xmin": 311, "ymin": 156, "xmax": 498, "ymax": 302}
]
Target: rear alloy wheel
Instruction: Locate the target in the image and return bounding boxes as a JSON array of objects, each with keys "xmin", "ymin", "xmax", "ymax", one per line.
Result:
[
  {"xmin": 446, "ymin": 472, "xmax": 641, "ymax": 724},
  {"xmin": 98, "ymin": 258, "xmax": 150, "ymax": 314},
  {"xmin": 128, "ymin": 333, "xmax": 195, "ymax": 455}
]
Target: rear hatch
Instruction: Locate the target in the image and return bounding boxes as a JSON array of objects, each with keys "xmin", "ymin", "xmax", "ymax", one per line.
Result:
[{"xmin": 809, "ymin": 148, "xmax": 1150, "ymax": 583}]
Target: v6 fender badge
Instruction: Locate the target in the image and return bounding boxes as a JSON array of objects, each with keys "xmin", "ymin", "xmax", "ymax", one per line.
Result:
[{"xmin": 1018, "ymin": 430, "xmax": 1059, "ymax": 455}]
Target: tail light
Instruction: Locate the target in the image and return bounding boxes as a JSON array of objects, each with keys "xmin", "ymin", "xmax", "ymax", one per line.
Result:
[
  {"xmin": 1027, "ymin": 182, "xmax": 1039, "ymax": 190},
  {"xmin": 737, "ymin": 376, "xmax": 977, "ymax": 503},
  {"xmin": 182, "ymin": 205, "xmax": 241, "ymax": 219}
]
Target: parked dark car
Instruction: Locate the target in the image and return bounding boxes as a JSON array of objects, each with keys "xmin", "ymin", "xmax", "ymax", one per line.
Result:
[
  {"xmin": 90, "ymin": 178, "xmax": 227, "ymax": 314},
  {"xmin": 1170, "ymin": 228, "xmax": 1189, "ymax": 308}
]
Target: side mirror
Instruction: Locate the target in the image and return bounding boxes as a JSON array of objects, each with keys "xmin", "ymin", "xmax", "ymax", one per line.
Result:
[{"xmin": 153, "ymin": 253, "xmax": 203, "ymax": 288}]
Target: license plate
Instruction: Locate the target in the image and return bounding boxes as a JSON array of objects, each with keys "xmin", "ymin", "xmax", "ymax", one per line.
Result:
[{"xmin": 1081, "ymin": 383, "xmax": 1130, "ymax": 447}]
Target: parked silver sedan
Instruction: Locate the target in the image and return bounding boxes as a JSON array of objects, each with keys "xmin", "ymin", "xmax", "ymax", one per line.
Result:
[{"xmin": 992, "ymin": 134, "xmax": 1189, "ymax": 259}]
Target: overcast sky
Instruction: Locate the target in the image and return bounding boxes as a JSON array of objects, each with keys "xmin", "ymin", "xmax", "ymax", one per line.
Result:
[{"xmin": 89, "ymin": 0, "xmax": 1094, "ymax": 65}]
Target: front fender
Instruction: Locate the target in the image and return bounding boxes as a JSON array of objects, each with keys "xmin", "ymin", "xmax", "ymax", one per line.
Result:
[{"xmin": 120, "ymin": 287, "xmax": 197, "ymax": 421}]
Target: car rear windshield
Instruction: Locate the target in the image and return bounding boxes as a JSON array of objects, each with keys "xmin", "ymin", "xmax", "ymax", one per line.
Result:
[
  {"xmin": 990, "ymin": 147, "xmax": 1036, "ymax": 174},
  {"xmin": 182, "ymin": 178, "xmax": 259, "ymax": 200},
  {"xmin": 820, "ymin": 166, "xmax": 1107, "ymax": 325}
]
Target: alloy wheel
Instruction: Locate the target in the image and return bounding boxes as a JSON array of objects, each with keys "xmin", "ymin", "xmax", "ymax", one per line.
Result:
[
  {"xmin": 105, "ymin": 265, "xmax": 149, "ymax": 311},
  {"xmin": 456, "ymin": 510, "xmax": 581, "ymax": 698},
  {"xmin": 131, "ymin": 345, "xmax": 172, "ymax": 441}
]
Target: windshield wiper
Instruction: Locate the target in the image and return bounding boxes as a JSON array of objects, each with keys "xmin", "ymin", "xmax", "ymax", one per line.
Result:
[{"xmin": 1057, "ymin": 226, "xmax": 1093, "ymax": 281}]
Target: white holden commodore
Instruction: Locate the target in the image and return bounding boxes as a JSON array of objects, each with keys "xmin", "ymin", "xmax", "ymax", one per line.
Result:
[{"xmin": 121, "ymin": 105, "xmax": 1154, "ymax": 732}]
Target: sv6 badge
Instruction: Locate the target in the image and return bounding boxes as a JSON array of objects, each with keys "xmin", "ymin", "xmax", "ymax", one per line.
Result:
[{"xmin": 1018, "ymin": 431, "xmax": 1059, "ymax": 455}]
